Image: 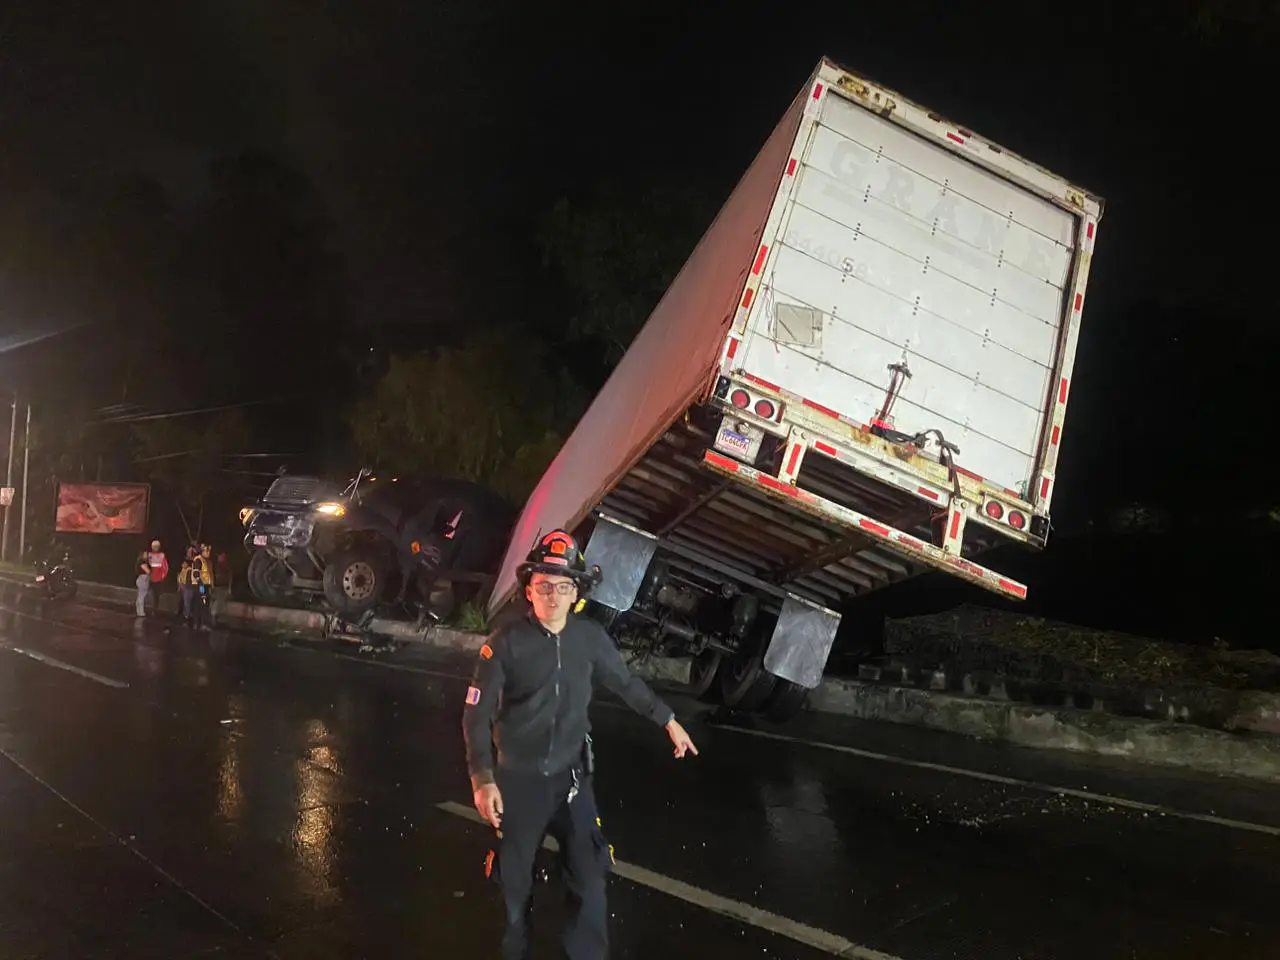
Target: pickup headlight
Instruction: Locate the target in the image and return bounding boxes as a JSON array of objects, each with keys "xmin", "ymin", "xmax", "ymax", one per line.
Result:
[
  {"xmin": 315, "ymin": 502, "xmax": 347, "ymax": 518},
  {"xmin": 239, "ymin": 507, "xmax": 256, "ymax": 526}
]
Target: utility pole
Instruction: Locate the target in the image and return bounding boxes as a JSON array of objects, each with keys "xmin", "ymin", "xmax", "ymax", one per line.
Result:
[
  {"xmin": 2, "ymin": 397, "xmax": 16, "ymax": 562},
  {"xmin": 19, "ymin": 403, "xmax": 31, "ymax": 559}
]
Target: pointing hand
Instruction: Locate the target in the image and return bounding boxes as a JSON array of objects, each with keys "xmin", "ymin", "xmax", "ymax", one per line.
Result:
[{"xmin": 665, "ymin": 718, "xmax": 699, "ymax": 759}]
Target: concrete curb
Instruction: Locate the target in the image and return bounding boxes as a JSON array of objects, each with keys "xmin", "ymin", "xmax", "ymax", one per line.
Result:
[
  {"xmin": 7, "ymin": 573, "xmax": 1280, "ymax": 783},
  {"xmin": 1, "ymin": 575, "xmax": 484, "ymax": 656},
  {"xmin": 810, "ymin": 677, "xmax": 1280, "ymax": 783}
]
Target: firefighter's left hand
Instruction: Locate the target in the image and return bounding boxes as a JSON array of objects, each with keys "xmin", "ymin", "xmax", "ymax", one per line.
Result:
[{"xmin": 665, "ymin": 718, "xmax": 698, "ymax": 759}]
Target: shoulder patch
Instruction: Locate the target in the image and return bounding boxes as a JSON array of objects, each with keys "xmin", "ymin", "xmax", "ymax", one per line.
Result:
[
  {"xmin": 479, "ymin": 644, "xmax": 494, "ymax": 661},
  {"xmin": 465, "ymin": 685, "xmax": 482, "ymax": 706}
]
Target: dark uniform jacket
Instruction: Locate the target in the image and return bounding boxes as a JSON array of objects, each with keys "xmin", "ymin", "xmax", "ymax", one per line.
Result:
[{"xmin": 462, "ymin": 614, "xmax": 674, "ymax": 790}]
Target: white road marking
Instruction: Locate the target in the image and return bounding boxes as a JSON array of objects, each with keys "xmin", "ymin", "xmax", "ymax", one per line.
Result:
[
  {"xmin": 318, "ymin": 642, "xmax": 1280, "ymax": 839},
  {"xmin": 718, "ymin": 724, "xmax": 1280, "ymax": 839},
  {"xmin": 435, "ymin": 800, "xmax": 901, "ymax": 959},
  {"xmin": 0, "ymin": 644, "xmax": 129, "ymax": 689},
  {"xmin": 8, "ymin": 599, "xmax": 1278, "ymax": 839},
  {"xmin": 0, "ymin": 746, "xmax": 277, "ymax": 957}
]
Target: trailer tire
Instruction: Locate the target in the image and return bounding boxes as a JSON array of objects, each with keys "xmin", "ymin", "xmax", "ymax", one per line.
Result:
[
  {"xmin": 719, "ymin": 654, "xmax": 776, "ymax": 711},
  {"xmin": 687, "ymin": 650, "xmax": 724, "ymax": 702},
  {"xmin": 763, "ymin": 678, "xmax": 809, "ymax": 722}
]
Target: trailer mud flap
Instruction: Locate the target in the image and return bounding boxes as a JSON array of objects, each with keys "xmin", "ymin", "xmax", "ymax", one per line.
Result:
[
  {"xmin": 583, "ymin": 515, "xmax": 659, "ymax": 613},
  {"xmin": 763, "ymin": 596, "xmax": 840, "ymax": 689}
]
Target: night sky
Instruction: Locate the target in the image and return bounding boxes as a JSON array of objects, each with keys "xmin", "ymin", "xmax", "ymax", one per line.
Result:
[
  {"xmin": 4, "ymin": 1, "xmax": 1272, "ymax": 324},
  {"xmin": 1, "ymin": 1, "xmax": 1275, "ymax": 639}
]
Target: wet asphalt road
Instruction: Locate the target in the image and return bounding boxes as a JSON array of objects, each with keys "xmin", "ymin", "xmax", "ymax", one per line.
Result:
[{"xmin": 0, "ymin": 589, "xmax": 1279, "ymax": 959}]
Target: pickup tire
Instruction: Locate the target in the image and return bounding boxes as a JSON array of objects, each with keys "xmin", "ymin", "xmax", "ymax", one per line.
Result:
[
  {"xmin": 719, "ymin": 654, "xmax": 776, "ymax": 711},
  {"xmin": 762, "ymin": 678, "xmax": 809, "ymax": 722},
  {"xmin": 247, "ymin": 551, "xmax": 304, "ymax": 608},
  {"xmin": 323, "ymin": 547, "xmax": 388, "ymax": 617}
]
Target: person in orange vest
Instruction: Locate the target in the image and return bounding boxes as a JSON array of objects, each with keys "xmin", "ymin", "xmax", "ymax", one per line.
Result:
[{"xmin": 192, "ymin": 543, "xmax": 215, "ymax": 632}]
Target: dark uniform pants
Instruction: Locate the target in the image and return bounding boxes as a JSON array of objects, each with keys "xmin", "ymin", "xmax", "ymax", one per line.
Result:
[{"xmin": 495, "ymin": 766, "xmax": 612, "ymax": 960}]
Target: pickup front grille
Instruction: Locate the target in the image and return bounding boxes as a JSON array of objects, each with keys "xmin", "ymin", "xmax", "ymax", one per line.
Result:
[{"xmin": 263, "ymin": 475, "xmax": 324, "ymax": 506}]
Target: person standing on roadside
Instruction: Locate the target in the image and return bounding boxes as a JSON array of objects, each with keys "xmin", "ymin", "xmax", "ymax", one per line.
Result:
[
  {"xmin": 145, "ymin": 539, "xmax": 169, "ymax": 615},
  {"xmin": 191, "ymin": 542, "xmax": 215, "ymax": 632},
  {"xmin": 134, "ymin": 553, "xmax": 151, "ymax": 617},
  {"xmin": 462, "ymin": 529, "xmax": 699, "ymax": 960}
]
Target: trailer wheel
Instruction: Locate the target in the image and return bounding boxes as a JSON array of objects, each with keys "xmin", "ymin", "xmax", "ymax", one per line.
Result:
[
  {"xmin": 719, "ymin": 654, "xmax": 776, "ymax": 711},
  {"xmin": 763, "ymin": 678, "xmax": 809, "ymax": 722},
  {"xmin": 687, "ymin": 650, "xmax": 723, "ymax": 702}
]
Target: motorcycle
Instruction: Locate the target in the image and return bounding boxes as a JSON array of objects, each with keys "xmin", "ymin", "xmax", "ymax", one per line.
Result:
[{"xmin": 33, "ymin": 551, "xmax": 78, "ymax": 601}]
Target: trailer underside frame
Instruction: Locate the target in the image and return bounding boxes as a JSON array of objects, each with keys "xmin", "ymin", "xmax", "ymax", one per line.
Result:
[{"xmin": 595, "ymin": 416, "xmax": 1025, "ymax": 615}]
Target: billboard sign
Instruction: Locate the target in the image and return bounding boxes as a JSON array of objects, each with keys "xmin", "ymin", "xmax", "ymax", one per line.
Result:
[{"xmin": 54, "ymin": 482, "xmax": 150, "ymax": 535}]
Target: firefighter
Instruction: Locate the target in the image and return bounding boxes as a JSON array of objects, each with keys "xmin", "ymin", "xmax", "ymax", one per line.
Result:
[{"xmin": 462, "ymin": 530, "xmax": 698, "ymax": 960}]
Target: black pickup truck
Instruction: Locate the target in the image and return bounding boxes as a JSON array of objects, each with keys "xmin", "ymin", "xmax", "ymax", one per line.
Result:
[{"xmin": 240, "ymin": 471, "xmax": 516, "ymax": 621}]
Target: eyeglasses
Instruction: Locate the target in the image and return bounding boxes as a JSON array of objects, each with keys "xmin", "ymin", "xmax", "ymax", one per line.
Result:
[{"xmin": 531, "ymin": 581, "xmax": 576, "ymax": 596}]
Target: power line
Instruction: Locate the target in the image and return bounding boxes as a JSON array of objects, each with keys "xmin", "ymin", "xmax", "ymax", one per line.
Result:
[{"xmin": 97, "ymin": 398, "xmax": 288, "ymax": 423}]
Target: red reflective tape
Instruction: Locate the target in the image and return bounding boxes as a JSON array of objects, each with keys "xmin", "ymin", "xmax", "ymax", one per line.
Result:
[
  {"xmin": 999, "ymin": 579, "xmax": 1028, "ymax": 598},
  {"xmin": 752, "ymin": 245, "xmax": 769, "ymax": 275},
  {"xmin": 1040, "ymin": 477, "xmax": 1051, "ymax": 499},
  {"xmin": 742, "ymin": 373, "xmax": 781, "ymax": 392},
  {"xmin": 1086, "ymin": 222, "xmax": 1095, "ymax": 240},
  {"xmin": 802, "ymin": 397, "xmax": 841, "ymax": 420},
  {"xmin": 704, "ymin": 451, "xmax": 740, "ymax": 472},
  {"xmin": 1058, "ymin": 378, "xmax": 1069, "ymax": 404},
  {"xmin": 812, "ymin": 83, "xmax": 824, "ymax": 100},
  {"xmin": 786, "ymin": 444, "xmax": 802, "ymax": 476},
  {"xmin": 918, "ymin": 486, "xmax": 939, "ymax": 501},
  {"xmin": 814, "ymin": 441, "xmax": 837, "ymax": 457},
  {"xmin": 741, "ymin": 287, "xmax": 754, "ymax": 309},
  {"xmin": 1074, "ymin": 292, "xmax": 1083, "ymax": 312},
  {"xmin": 946, "ymin": 132, "xmax": 965, "ymax": 145},
  {"xmin": 786, "ymin": 157, "xmax": 797, "ymax": 177},
  {"xmin": 955, "ymin": 466, "xmax": 984, "ymax": 484},
  {"xmin": 726, "ymin": 338, "xmax": 739, "ymax": 360},
  {"xmin": 949, "ymin": 512, "xmax": 962, "ymax": 542},
  {"xmin": 859, "ymin": 518, "xmax": 890, "ymax": 537},
  {"xmin": 1050, "ymin": 425, "xmax": 1061, "ymax": 446},
  {"xmin": 948, "ymin": 556, "xmax": 986, "ymax": 577},
  {"xmin": 759, "ymin": 474, "xmax": 798, "ymax": 497},
  {"xmin": 896, "ymin": 535, "xmax": 924, "ymax": 551}
]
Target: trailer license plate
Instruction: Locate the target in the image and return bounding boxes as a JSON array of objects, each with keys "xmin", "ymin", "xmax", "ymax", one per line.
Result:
[
  {"xmin": 713, "ymin": 419, "xmax": 763, "ymax": 462},
  {"xmin": 253, "ymin": 535, "xmax": 268, "ymax": 546}
]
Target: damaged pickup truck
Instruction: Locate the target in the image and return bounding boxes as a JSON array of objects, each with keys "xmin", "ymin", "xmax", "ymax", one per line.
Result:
[{"xmin": 240, "ymin": 470, "xmax": 516, "ymax": 623}]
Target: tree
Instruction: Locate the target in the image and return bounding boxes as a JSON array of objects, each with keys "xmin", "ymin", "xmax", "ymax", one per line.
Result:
[
  {"xmin": 348, "ymin": 335, "xmax": 578, "ymax": 502},
  {"xmin": 536, "ymin": 179, "xmax": 719, "ymax": 370},
  {"xmin": 132, "ymin": 412, "xmax": 252, "ymax": 544}
]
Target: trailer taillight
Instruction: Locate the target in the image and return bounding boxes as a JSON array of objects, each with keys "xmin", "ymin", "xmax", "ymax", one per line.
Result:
[
  {"xmin": 754, "ymin": 398, "xmax": 776, "ymax": 419},
  {"xmin": 1008, "ymin": 511, "xmax": 1027, "ymax": 531},
  {"xmin": 984, "ymin": 501, "xmax": 1004, "ymax": 521},
  {"xmin": 730, "ymin": 389, "xmax": 750, "ymax": 409}
]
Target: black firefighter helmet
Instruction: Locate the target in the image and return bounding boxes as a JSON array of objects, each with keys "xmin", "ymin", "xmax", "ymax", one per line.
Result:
[{"xmin": 516, "ymin": 529, "xmax": 602, "ymax": 595}]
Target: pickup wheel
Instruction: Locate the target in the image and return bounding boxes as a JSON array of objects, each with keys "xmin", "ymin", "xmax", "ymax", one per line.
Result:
[
  {"xmin": 719, "ymin": 653, "xmax": 776, "ymax": 711},
  {"xmin": 247, "ymin": 551, "xmax": 303, "ymax": 607},
  {"xmin": 762, "ymin": 678, "xmax": 809, "ymax": 722},
  {"xmin": 323, "ymin": 547, "xmax": 388, "ymax": 617}
]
